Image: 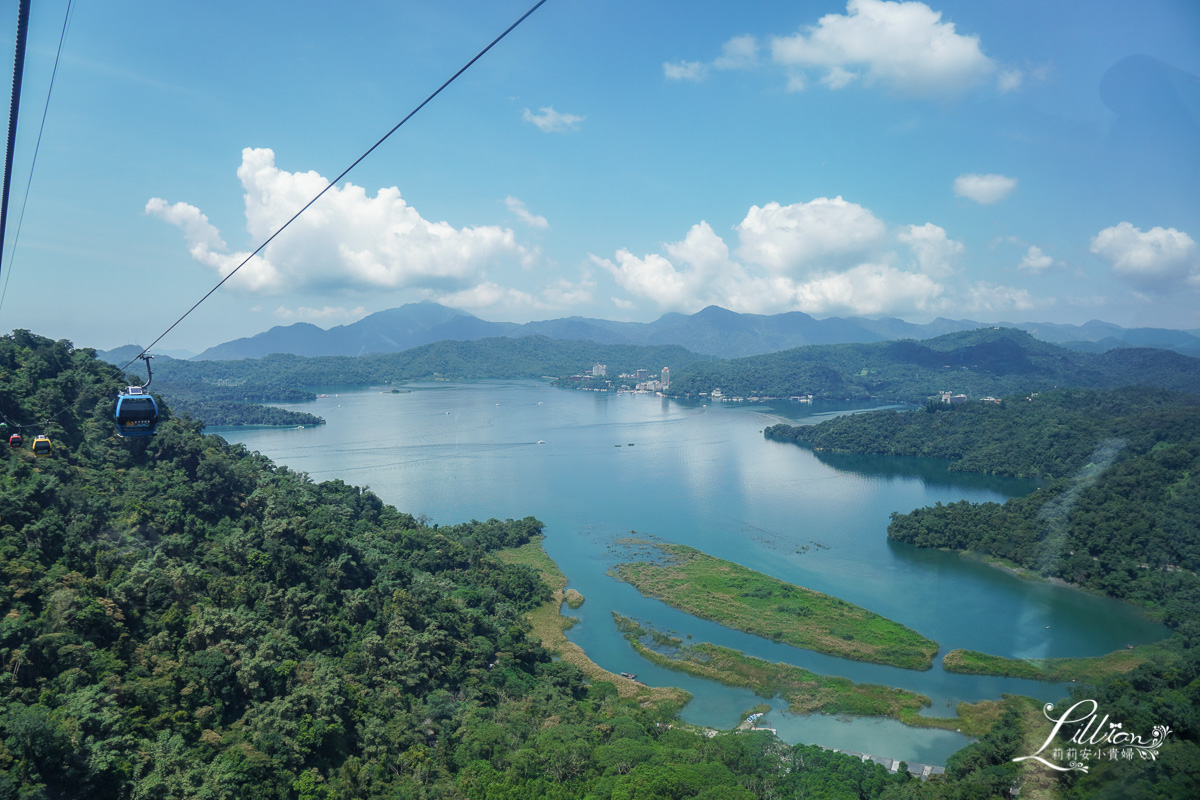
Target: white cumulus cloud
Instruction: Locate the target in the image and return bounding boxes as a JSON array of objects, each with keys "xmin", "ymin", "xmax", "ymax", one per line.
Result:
[
  {"xmin": 522, "ymin": 106, "xmax": 584, "ymax": 132},
  {"xmin": 961, "ymin": 283, "xmax": 1040, "ymax": 313},
  {"xmin": 787, "ymin": 263, "xmax": 945, "ymax": 315},
  {"xmin": 435, "ymin": 282, "xmax": 542, "ymax": 313},
  {"xmin": 953, "ymin": 173, "xmax": 1018, "ymax": 204},
  {"xmin": 541, "ymin": 273, "xmax": 596, "ymax": 308},
  {"xmin": 505, "ymin": 196, "xmax": 549, "ymax": 229},
  {"xmin": 274, "ymin": 305, "xmax": 369, "ymax": 323},
  {"xmin": 714, "ymin": 35, "xmax": 760, "ymax": 70},
  {"xmin": 997, "ymin": 68, "xmax": 1023, "ymax": 93},
  {"xmin": 144, "ymin": 197, "xmax": 228, "ymax": 264},
  {"xmin": 899, "ymin": 222, "xmax": 963, "ymax": 277},
  {"xmin": 821, "ymin": 66, "xmax": 859, "ymax": 89},
  {"xmin": 735, "ymin": 196, "xmax": 887, "ymax": 273},
  {"xmin": 663, "ymin": 60, "xmax": 708, "ymax": 81},
  {"xmin": 148, "ymin": 147, "xmax": 530, "ymax": 295},
  {"xmin": 595, "ymin": 204, "xmax": 951, "ymax": 317},
  {"xmin": 1018, "ymin": 245, "xmax": 1054, "ymax": 273},
  {"xmin": 1090, "ymin": 222, "xmax": 1200, "ymax": 290},
  {"xmin": 594, "ymin": 199, "xmax": 1051, "ymax": 320},
  {"xmin": 770, "ymin": 0, "xmax": 996, "ymax": 96}
]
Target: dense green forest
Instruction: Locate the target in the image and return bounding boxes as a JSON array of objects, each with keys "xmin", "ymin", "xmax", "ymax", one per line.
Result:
[
  {"xmin": 3, "ymin": 330, "xmax": 1197, "ymax": 798},
  {"xmin": 93, "ymin": 355, "xmax": 326, "ymax": 428},
  {"xmin": 765, "ymin": 386, "xmax": 1200, "ymax": 479},
  {"xmin": 0, "ymin": 333, "xmax": 927, "ymax": 799},
  {"xmin": 765, "ymin": 383, "xmax": 1200, "ymax": 795},
  {"xmin": 767, "ymin": 386, "xmax": 1200, "ymax": 620},
  {"xmin": 668, "ymin": 328, "xmax": 1200, "ymax": 403},
  {"xmin": 144, "ymin": 382, "xmax": 325, "ymax": 429}
]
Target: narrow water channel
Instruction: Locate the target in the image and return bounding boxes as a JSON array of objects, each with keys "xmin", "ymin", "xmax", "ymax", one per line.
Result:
[{"xmin": 216, "ymin": 381, "xmax": 1168, "ymax": 765}]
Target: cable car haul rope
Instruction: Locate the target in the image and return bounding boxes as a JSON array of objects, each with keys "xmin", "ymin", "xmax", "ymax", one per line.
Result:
[{"xmin": 0, "ymin": 1, "xmax": 550, "ymax": 450}]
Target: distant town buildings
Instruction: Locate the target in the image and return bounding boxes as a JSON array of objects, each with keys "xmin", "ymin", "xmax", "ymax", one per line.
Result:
[
  {"xmin": 940, "ymin": 391, "xmax": 968, "ymax": 405},
  {"xmin": 568, "ymin": 363, "xmax": 672, "ymax": 394}
]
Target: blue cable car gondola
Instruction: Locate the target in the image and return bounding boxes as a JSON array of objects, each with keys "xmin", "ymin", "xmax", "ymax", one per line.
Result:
[
  {"xmin": 115, "ymin": 354, "xmax": 159, "ymax": 437},
  {"xmin": 115, "ymin": 386, "xmax": 159, "ymax": 437}
]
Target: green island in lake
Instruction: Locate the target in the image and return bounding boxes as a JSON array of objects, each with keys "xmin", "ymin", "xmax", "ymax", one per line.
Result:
[
  {"xmin": 613, "ymin": 614, "xmax": 1029, "ymax": 737},
  {"xmin": 942, "ymin": 642, "xmax": 1175, "ymax": 684},
  {"xmin": 613, "ymin": 542, "xmax": 940, "ymax": 670}
]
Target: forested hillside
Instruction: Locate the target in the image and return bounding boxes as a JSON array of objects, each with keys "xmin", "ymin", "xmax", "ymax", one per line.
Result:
[
  {"xmin": 766, "ymin": 386, "xmax": 1200, "ymax": 619},
  {"xmin": 766, "ymin": 387, "xmax": 1199, "ymax": 479},
  {"xmin": 4, "ymin": 331, "xmax": 1197, "ymax": 799},
  {"xmin": 763, "ymin": 384, "xmax": 1200, "ymax": 797},
  {"xmin": 0, "ymin": 332, "xmax": 944, "ymax": 799},
  {"xmin": 669, "ymin": 328, "xmax": 1200, "ymax": 403}
]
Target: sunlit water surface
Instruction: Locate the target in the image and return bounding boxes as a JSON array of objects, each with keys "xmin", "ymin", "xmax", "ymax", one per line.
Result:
[{"xmin": 215, "ymin": 381, "xmax": 1167, "ymax": 765}]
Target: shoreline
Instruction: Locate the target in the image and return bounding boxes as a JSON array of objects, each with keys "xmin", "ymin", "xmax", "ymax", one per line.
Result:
[
  {"xmin": 612, "ymin": 540, "xmax": 940, "ymax": 670},
  {"xmin": 494, "ymin": 537, "xmax": 690, "ymax": 710}
]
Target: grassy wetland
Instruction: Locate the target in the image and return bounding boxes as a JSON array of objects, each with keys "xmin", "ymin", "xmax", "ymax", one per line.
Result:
[
  {"xmin": 614, "ymin": 615, "xmax": 1028, "ymax": 736},
  {"xmin": 613, "ymin": 542, "xmax": 939, "ymax": 670},
  {"xmin": 496, "ymin": 537, "xmax": 690, "ymax": 709},
  {"xmin": 942, "ymin": 641, "xmax": 1175, "ymax": 684}
]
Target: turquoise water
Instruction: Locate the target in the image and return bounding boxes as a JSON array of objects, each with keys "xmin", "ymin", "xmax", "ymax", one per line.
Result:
[{"xmin": 214, "ymin": 380, "xmax": 1168, "ymax": 765}]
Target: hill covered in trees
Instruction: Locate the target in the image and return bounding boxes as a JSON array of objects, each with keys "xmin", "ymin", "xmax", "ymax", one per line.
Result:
[
  {"xmin": 668, "ymin": 328, "xmax": 1200, "ymax": 403},
  {"xmin": 766, "ymin": 386, "xmax": 1200, "ymax": 620},
  {"xmin": 764, "ymin": 384, "xmax": 1200, "ymax": 795},
  {"xmin": 4, "ymin": 330, "xmax": 1198, "ymax": 799},
  {"xmin": 0, "ymin": 332, "xmax": 928, "ymax": 798}
]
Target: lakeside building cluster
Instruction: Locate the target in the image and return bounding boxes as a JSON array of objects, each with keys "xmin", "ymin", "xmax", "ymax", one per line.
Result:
[
  {"xmin": 939, "ymin": 391, "xmax": 1005, "ymax": 405},
  {"xmin": 564, "ymin": 365, "xmax": 673, "ymax": 393}
]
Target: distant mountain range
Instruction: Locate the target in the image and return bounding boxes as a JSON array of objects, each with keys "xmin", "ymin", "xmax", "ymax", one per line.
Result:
[
  {"xmin": 175, "ymin": 302, "xmax": 1200, "ymax": 361},
  {"xmin": 666, "ymin": 327, "xmax": 1200, "ymax": 403},
  {"xmin": 134, "ymin": 326, "xmax": 1200, "ymax": 413}
]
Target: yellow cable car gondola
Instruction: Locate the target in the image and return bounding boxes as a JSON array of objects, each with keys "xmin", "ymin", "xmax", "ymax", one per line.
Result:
[{"xmin": 31, "ymin": 435, "xmax": 51, "ymax": 457}]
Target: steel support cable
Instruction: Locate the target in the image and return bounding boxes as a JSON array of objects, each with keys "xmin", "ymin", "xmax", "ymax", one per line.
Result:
[
  {"xmin": 0, "ymin": 0, "xmax": 74, "ymax": 314},
  {"xmin": 120, "ymin": 0, "xmax": 550, "ymax": 374},
  {"xmin": 0, "ymin": 0, "xmax": 30, "ymax": 296}
]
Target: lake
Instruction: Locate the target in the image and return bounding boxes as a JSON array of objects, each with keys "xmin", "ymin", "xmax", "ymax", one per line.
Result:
[{"xmin": 214, "ymin": 380, "xmax": 1168, "ymax": 765}]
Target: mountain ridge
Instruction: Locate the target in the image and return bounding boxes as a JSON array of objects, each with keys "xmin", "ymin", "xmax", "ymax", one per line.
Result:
[{"xmin": 190, "ymin": 302, "xmax": 1200, "ymax": 361}]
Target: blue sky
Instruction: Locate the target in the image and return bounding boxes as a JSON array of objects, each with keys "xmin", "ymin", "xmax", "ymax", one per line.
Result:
[{"xmin": 0, "ymin": 0, "xmax": 1197, "ymax": 354}]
